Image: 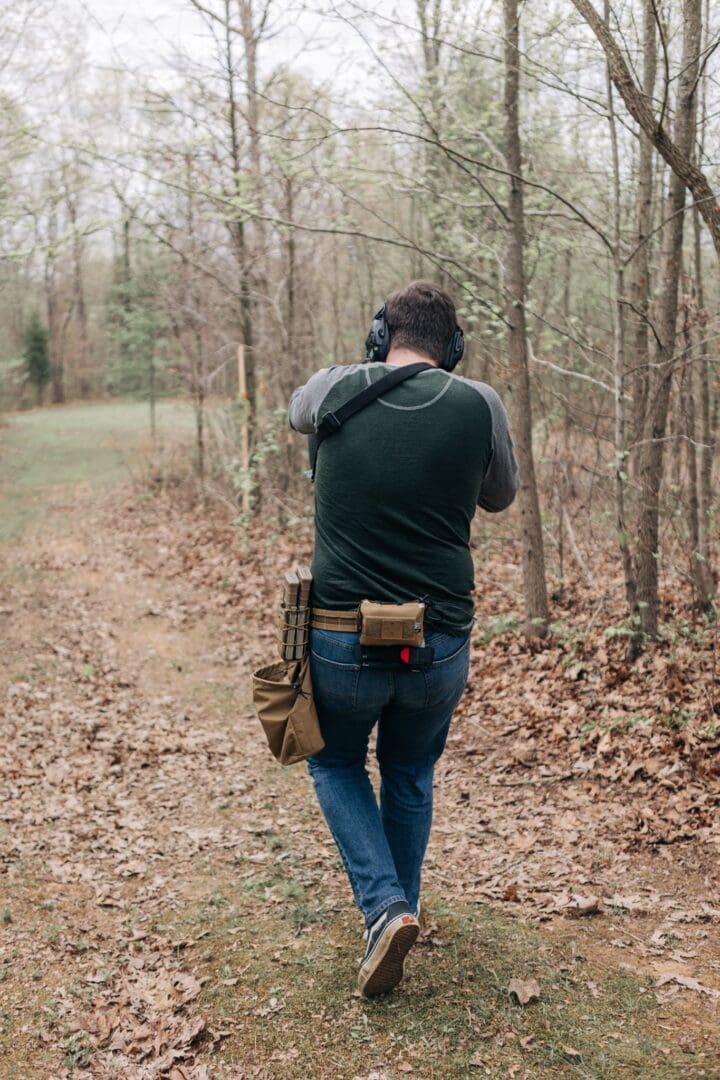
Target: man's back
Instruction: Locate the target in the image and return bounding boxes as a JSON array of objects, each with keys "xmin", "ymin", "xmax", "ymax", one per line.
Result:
[{"xmin": 289, "ymin": 361, "xmax": 517, "ymax": 634}]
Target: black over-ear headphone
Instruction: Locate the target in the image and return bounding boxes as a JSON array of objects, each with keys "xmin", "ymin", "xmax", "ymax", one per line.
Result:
[{"xmin": 364, "ymin": 303, "xmax": 465, "ymax": 372}]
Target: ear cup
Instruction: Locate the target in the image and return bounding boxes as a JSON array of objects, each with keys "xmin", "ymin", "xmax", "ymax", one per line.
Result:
[
  {"xmin": 365, "ymin": 305, "xmax": 391, "ymax": 363},
  {"xmin": 443, "ymin": 327, "xmax": 465, "ymax": 371}
]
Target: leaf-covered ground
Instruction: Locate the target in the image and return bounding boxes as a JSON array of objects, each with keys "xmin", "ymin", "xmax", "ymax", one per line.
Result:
[{"xmin": 1, "ymin": 404, "xmax": 718, "ymax": 1078}]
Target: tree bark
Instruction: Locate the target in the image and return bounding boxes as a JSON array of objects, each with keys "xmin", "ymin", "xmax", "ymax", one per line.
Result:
[
  {"xmin": 416, "ymin": 0, "xmax": 447, "ymax": 282},
  {"xmin": 223, "ymin": 0, "xmax": 256, "ymax": 423},
  {"xmin": 634, "ymin": 0, "xmax": 702, "ymax": 640},
  {"xmin": 681, "ymin": 298, "xmax": 713, "ymax": 607},
  {"xmin": 238, "ymin": 0, "xmax": 266, "ymax": 414},
  {"xmin": 694, "ymin": 203, "xmax": 713, "ymax": 581},
  {"xmin": 628, "ymin": 0, "xmax": 656, "ymax": 455},
  {"xmin": 605, "ymin": 0, "xmax": 637, "ymax": 626},
  {"xmin": 693, "ymin": 0, "xmax": 714, "ymax": 602},
  {"xmin": 45, "ymin": 207, "xmax": 64, "ymax": 405},
  {"xmin": 285, "ymin": 174, "xmax": 296, "ymax": 370},
  {"xmin": 503, "ymin": 0, "xmax": 549, "ymax": 639}
]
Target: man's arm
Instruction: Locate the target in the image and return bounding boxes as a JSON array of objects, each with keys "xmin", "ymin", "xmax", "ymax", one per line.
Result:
[
  {"xmin": 476, "ymin": 385, "xmax": 519, "ymax": 513},
  {"xmin": 288, "ymin": 365, "xmax": 358, "ymax": 434}
]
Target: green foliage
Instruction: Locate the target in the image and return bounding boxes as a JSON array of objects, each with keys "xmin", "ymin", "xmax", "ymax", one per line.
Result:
[
  {"xmin": 104, "ymin": 259, "xmax": 167, "ymax": 399},
  {"xmin": 476, "ymin": 612, "xmax": 522, "ymax": 643},
  {"xmin": 22, "ymin": 311, "xmax": 51, "ymax": 400},
  {"xmin": 604, "ymin": 624, "xmax": 635, "ymax": 639},
  {"xmin": 63, "ymin": 1031, "xmax": 91, "ymax": 1069},
  {"xmin": 664, "ymin": 706, "xmax": 696, "ymax": 731},
  {"xmin": 209, "ymin": 404, "xmax": 289, "ymax": 531}
]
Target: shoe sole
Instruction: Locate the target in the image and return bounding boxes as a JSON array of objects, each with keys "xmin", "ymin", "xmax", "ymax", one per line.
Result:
[{"xmin": 358, "ymin": 916, "xmax": 419, "ymax": 997}]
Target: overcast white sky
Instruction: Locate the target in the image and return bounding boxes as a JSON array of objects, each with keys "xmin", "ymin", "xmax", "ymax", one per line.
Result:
[{"xmin": 80, "ymin": 0, "xmax": 387, "ymax": 94}]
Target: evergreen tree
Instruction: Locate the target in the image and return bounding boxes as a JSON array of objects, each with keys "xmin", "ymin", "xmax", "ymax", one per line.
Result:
[
  {"xmin": 23, "ymin": 311, "xmax": 51, "ymax": 405},
  {"xmin": 105, "ymin": 257, "xmax": 168, "ymax": 437}
]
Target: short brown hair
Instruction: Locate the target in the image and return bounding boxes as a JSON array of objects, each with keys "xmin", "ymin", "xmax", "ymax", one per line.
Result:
[{"xmin": 385, "ymin": 280, "xmax": 458, "ymax": 366}]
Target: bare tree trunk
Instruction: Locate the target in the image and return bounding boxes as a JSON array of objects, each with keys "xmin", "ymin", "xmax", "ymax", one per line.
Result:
[
  {"xmin": 681, "ymin": 298, "xmax": 713, "ymax": 607},
  {"xmin": 628, "ymin": 0, "xmax": 656, "ymax": 457},
  {"xmin": 605, "ymin": 0, "xmax": 638, "ymax": 628},
  {"xmin": 561, "ymin": 248, "xmax": 576, "ymax": 487},
  {"xmin": 285, "ymin": 175, "xmax": 296, "ymax": 365},
  {"xmin": 223, "ymin": 0, "xmax": 256, "ymax": 424},
  {"xmin": 71, "ymin": 221, "xmax": 89, "ymax": 396},
  {"xmin": 171, "ymin": 152, "xmax": 207, "ymax": 480},
  {"xmin": 149, "ymin": 349, "xmax": 157, "ymax": 444},
  {"xmin": 195, "ymin": 372, "xmax": 205, "ymax": 479},
  {"xmin": 416, "ymin": 0, "xmax": 447, "ymax": 282},
  {"xmin": 45, "ymin": 208, "xmax": 65, "ymax": 404},
  {"xmin": 503, "ymin": 0, "xmax": 549, "ymax": 639},
  {"xmin": 238, "ymin": 0, "xmax": 264, "ymax": 223},
  {"xmin": 64, "ymin": 158, "xmax": 90, "ymax": 399},
  {"xmin": 238, "ymin": 0, "xmax": 266, "ymax": 418},
  {"xmin": 635, "ymin": 0, "xmax": 702, "ymax": 640},
  {"xmin": 694, "ymin": 204, "xmax": 713, "ymax": 575},
  {"xmin": 693, "ymin": 0, "xmax": 714, "ymax": 603}
]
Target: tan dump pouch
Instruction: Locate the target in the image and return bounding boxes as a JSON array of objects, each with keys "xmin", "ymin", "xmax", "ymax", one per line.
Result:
[
  {"xmin": 359, "ymin": 600, "xmax": 425, "ymax": 647},
  {"xmin": 252, "ymin": 655, "xmax": 325, "ymax": 765}
]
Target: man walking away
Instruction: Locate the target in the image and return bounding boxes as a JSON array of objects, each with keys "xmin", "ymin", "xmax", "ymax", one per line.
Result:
[{"xmin": 288, "ymin": 281, "xmax": 518, "ymax": 996}]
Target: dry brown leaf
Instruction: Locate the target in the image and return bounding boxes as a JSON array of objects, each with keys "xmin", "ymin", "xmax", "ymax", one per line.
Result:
[
  {"xmin": 508, "ymin": 977, "xmax": 541, "ymax": 1005},
  {"xmin": 655, "ymin": 973, "xmax": 720, "ymax": 998},
  {"xmin": 567, "ymin": 894, "xmax": 600, "ymax": 917}
]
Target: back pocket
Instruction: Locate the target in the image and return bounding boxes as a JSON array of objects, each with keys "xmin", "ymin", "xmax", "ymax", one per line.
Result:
[
  {"xmin": 423, "ymin": 633, "xmax": 470, "ymax": 707},
  {"xmin": 310, "ymin": 629, "xmax": 361, "ymax": 708}
]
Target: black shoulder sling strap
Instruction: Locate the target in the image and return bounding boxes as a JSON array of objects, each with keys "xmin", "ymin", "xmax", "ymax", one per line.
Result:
[{"xmin": 307, "ymin": 362, "xmax": 433, "ymax": 480}]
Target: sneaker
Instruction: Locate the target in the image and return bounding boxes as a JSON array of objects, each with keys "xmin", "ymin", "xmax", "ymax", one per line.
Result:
[
  {"xmin": 358, "ymin": 901, "xmax": 419, "ymax": 997},
  {"xmin": 362, "ymin": 899, "xmax": 421, "ymax": 939}
]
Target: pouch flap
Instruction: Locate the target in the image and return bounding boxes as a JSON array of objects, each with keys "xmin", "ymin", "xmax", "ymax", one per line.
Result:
[{"xmin": 358, "ymin": 600, "xmax": 425, "ymax": 646}]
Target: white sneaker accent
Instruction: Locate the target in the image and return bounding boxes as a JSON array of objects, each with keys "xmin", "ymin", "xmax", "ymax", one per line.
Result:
[
  {"xmin": 363, "ymin": 902, "xmax": 421, "ymax": 940},
  {"xmin": 358, "ymin": 903, "xmax": 419, "ymax": 997}
]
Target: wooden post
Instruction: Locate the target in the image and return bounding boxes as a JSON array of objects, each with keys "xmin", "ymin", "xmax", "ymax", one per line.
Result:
[{"xmin": 237, "ymin": 344, "xmax": 250, "ymax": 514}]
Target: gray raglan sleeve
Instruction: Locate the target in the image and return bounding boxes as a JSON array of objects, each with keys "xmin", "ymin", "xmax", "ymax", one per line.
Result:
[
  {"xmin": 288, "ymin": 365, "xmax": 353, "ymax": 434},
  {"xmin": 477, "ymin": 385, "xmax": 519, "ymax": 513}
]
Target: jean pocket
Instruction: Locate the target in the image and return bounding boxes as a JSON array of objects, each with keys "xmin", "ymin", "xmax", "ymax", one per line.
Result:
[
  {"xmin": 310, "ymin": 630, "xmax": 361, "ymax": 708},
  {"xmin": 424, "ymin": 635, "xmax": 470, "ymax": 707},
  {"xmin": 425, "ymin": 631, "xmax": 471, "ymax": 664}
]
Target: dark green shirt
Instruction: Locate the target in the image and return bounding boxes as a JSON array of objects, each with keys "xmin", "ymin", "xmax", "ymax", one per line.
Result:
[{"xmin": 289, "ymin": 362, "xmax": 518, "ymax": 634}]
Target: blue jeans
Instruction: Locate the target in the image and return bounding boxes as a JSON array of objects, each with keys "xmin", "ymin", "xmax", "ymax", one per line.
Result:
[{"xmin": 306, "ymin": 627, "xmax": 471, "ymax": 928}]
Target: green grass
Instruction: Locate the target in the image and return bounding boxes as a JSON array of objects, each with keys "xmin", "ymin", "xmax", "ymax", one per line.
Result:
[
  {"xmin": 147, "ymin": 888, "xmax": 710, "ymax": 1080},
  {"xmin": 0, "ymin": 399, "xmax": 195, "ymax": 544}
]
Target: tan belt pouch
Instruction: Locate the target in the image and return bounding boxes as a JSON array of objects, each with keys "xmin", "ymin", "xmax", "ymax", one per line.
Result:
[
  {"xmin": 359, "ymin": 600, "xmax": 425, "ymax": 647},
  {"xmin": 252, "ymin": 655, "xmax": 325, "ymax": 765}
]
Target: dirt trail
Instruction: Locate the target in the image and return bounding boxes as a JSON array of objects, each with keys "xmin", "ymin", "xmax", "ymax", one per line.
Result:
[
  {"xmin": 1, "ymin": 474, "xmax": 719, "ymax": 1077},
  {"xmin": 1, "ymin": 490, "xmax": 308, "ymax": 1076}
]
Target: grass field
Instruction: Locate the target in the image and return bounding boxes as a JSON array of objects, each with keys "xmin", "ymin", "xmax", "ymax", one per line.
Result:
[{"xmin": 0, "ymin": 399, "xmax": 195, "ymax": 543}]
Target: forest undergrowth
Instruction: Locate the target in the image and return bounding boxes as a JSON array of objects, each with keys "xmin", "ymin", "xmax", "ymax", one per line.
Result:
[{"xmin": 1, "ymin": 444, "xmax": 719, "ymax": 1078}]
